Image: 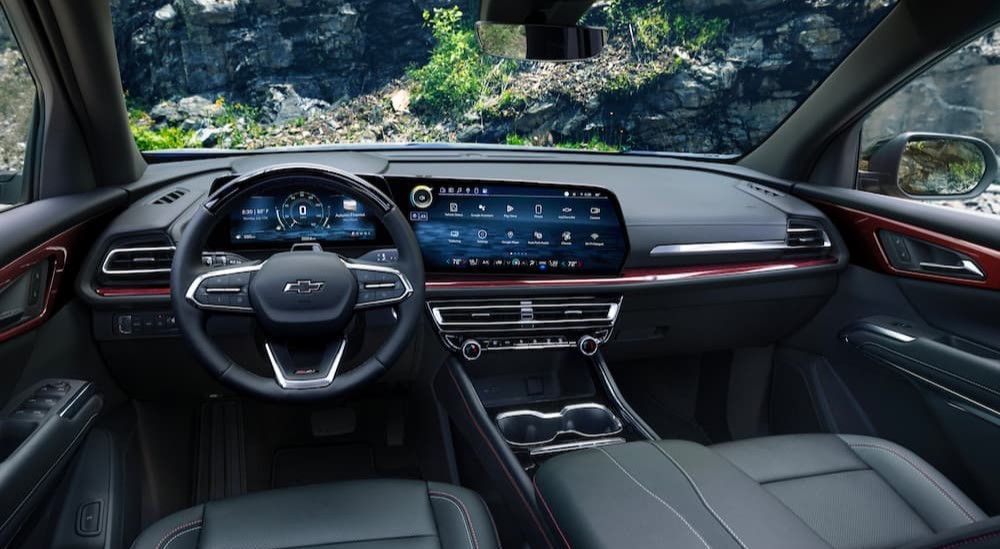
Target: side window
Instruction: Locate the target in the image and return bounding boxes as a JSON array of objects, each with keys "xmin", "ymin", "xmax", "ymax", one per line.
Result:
[
  {"xmin": 0, "ymin": 8, "xmax": 35, "ymax": 212},
  {"xmin": 859, "ymin": 28, "xmax": 1000, "ymax": 216}
]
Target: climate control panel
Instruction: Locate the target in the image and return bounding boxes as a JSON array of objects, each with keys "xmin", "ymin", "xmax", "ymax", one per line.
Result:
[{"xmin": 427, "ymin": 296, "xmax": 621, "ymax": 359}]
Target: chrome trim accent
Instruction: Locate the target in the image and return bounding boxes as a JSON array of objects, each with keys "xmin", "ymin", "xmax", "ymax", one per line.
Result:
[
  {"xmin": 429, "ymin": 299, "xmax": 620, "ymax": 328},
  {"xmin": 592, "ymin": 353, "xmax": 659, "ymax": 440},
  {"xmin": 918, "ymin": 260, "xmax": 986, "ymax": 280},
  {"xmin": 265, "ymin": 338, "xmax": 347, "ymax": 390},
  {"xmin": 58, "ymin": 382, "xmax": 93, "ymax": 418},
  {"xmin": 204, "ymin": 287, "xmax": 242, "ymax": 294},
  {"xmin": 867, "ymin": 352, "xmax": 1000, "ymax": 420},
  {"xmin": 346, "ymin": 261, "xmax": 415, "ymax": 309},
  {"xmin": 529, "ymin": 437, "xmax": 626, "ymax": 456},
  {"xmin": 185, "ymin": 263, "xmax": 263, "ymax": 313},
  {"xmin": 650, "ymin": 240, "xmax": 789, "ymax": 256},
  {"xmin": 496, "ymin": 403, "xmax": 623, "ymax": 448},
  {"xmin": 841, "ymin": 321, "xmax": 915, "ymax": 343},
  {"xmin": 101, "ymin": 246, "xmax": 176, "ymax": 275}
]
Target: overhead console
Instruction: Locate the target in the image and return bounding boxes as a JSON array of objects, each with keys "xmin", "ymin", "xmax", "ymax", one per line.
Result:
[{"xmin": 392, "ymin": 179, "xmax": 629, "ymax": 277}]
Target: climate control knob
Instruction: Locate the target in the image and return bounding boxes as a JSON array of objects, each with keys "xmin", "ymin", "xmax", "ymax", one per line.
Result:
[
  {"xmin": 578, "ymin": 335, "xmax": 600, "ymax": 356},
  {"xmin": 461, "ymin": 339, "xmax": 483, "ymax": 361}
]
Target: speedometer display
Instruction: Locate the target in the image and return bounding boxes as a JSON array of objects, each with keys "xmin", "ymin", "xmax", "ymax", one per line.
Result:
[
  {"xmin": 229, "ymin": 186, "xmax": 376, "ymax": 244},
  {"xmin": 279, "ymin": 191, "xmax": 327, "ymax": 228}
]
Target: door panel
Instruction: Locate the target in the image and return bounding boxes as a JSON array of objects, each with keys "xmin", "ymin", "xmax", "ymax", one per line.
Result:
[
  {"xmin": 781, "ymin": 183, "xmax": 1000, "ymax": 514},
  {"xmin": 0, "ymin": 188, "xmax": 126, "ymax": 546}
]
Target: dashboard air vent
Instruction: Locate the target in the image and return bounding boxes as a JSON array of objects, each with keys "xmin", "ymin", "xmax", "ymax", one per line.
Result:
[
  {"xmin": 785, "ymin": 219, "xmax": 831, "ymax": 250},
  {"xmin": 428, "ymin": 296, "xmax": 621, "ymax": 332},
  {"xmin": 98, "ymin": 236, "xmax": 175, "ymax": 290},
  {"xmin": 151, "ymin": 188, "xmax": 189, "ymax": 205}
]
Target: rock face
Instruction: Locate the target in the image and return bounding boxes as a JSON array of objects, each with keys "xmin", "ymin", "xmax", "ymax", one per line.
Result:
[
  {"xmin": 112, "ymin": 0, "xmax": 432, "ymax": 105},
  {"xmin": 113, "ymin": 0, "xmax": 897, "ymax": 155}
]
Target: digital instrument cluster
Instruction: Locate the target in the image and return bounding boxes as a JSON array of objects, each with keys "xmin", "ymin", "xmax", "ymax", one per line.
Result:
[
  {"xmin": 404, "ymin": 181, "xmax": 628, "ymax": 275},
  {"xmin": 229, "ymin": 187, "xmax": 377, "ymax": 244}
]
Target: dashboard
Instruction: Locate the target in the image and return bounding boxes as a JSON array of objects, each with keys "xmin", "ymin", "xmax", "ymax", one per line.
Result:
[{"xmin": 400, "ymin": 181, "xmax": 628, "ymax": 276}]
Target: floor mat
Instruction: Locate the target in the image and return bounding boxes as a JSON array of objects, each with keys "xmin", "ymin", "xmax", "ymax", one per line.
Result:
[{"xmin": 271, "ymin": 444, "xmax": 376, "ymax": 489}]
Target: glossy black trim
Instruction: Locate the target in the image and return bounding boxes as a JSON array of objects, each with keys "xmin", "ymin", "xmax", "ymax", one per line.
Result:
[{"xmin": 204, "ymin": 164, "xmax": 395, "ymax": 215}]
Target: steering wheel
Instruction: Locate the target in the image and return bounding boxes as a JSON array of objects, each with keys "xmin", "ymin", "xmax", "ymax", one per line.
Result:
[{"xmin": 170, "ymin": 164, "xmax": 425, "ymax": 402}]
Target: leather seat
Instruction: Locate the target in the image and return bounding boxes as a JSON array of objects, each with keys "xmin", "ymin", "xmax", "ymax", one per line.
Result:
[
  {"xmin": 534, "ymin": 434, "xmax": 988, "ymax": 549},
  {"xmin": 130, "ymin": 479, "xmax": 500, "ymax": 549}
]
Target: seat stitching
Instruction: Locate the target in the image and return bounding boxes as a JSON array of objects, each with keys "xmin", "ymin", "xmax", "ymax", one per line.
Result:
[
  {"xmin": 532, "ymin": 476, "xmax": 573, "ymax": 549},
  {"xmin": 446, "ymin": 365, "xmax": 554, "ymax": 549},
  {"xmin": 161, "ymin": 526, "xmax": 201, "ymax": 549},
  {"xmin": 647, "ymin": 442, "xmax": 749, "ymax": 549},
  {"xmin": 154, "ymin": 520, "xmax": 202, "ymax": 549},
  {"xmin": 429, "ymin": 490, "xmax": 479, "ymax": 549},
  {"xmin": 596, "ymin": 448, "xmax": 712, "ymax": 549},
  {"xmin": 935, "ymin": 530, "xmax": 1000, "ymax": 549},
  {"xmin": 847, "ymin": 443, "xmax": 977, "ymax": 523}
]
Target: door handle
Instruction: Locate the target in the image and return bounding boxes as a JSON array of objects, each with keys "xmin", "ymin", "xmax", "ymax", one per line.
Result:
[{"xmin": 918, "ymin": 259, "xmax": 985, "ymax": 280}]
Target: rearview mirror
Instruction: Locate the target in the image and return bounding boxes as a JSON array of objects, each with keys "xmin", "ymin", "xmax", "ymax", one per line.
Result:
[
  {"xmin": 867, "ymin": 132, "xmax": 997, "ymax": 200},
  {"xmin": 475, "ymin": 22, "xmax": 607, "ymax": 61}
]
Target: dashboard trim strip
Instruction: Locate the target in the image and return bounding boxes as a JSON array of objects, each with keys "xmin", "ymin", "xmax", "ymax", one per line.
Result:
[
  {"xmin": 95, "ymin": 287, "xmax": 171, "ymax": 296},
  {"xmin": 425, "ymin": 257, "xmax": 837, "ymax": 288}
]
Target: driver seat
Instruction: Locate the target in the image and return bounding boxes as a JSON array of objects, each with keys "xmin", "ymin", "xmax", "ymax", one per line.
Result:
[{"xmin": 130, "ymin": 479, "xmax": 500, "ymax": 549}]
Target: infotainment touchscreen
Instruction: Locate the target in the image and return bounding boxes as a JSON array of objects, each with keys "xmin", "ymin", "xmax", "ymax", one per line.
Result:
[{"xmin": 405, "ymin": 182, "xmax": 627, "ymax": 275}]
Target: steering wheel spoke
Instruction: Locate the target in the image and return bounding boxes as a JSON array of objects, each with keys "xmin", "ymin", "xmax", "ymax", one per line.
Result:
[
  {"xmin": 185, "ymin": 262, "xmax": 262, "ymax": 313},
  {"xmin": 265, "ymin": 338, "xmax": 347, "ymax": 390},
  {"xmin": 346, "ymin": 261, "xmax": 414, "ymax": 310}
]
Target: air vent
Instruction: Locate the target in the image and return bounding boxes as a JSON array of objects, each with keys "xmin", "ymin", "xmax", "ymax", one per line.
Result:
[
  {"xmin": 786, "ymin": 219, "xmax": 831, "ymax": 250},
  {"xmin": 151, "ymin": 187, "xmax": 189, "ymax": 205},
  {"xmin": 428, "ymin": 297, "xmax": 621, "ymax": 332},
  {"xmin": 99, "ymin": 235, "xmax": 175, "ymax": 283}
]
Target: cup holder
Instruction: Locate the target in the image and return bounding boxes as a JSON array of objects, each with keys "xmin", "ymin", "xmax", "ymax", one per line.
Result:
[{"xmin": 496, "ymin": 403, "xmax": 623, "ymax": 447}]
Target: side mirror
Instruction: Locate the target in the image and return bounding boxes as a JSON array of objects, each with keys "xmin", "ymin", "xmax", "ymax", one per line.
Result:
[
  {"xmin": 475, "ymin": 22, "xmax": 607, "ymax": 61},
  {"xmin": 867, "ymin": 132, "xmax": 997, "ymax": 200}
]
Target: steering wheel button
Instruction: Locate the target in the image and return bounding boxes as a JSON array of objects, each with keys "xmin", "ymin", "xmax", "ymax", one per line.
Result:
[{"xmin": 358, "ymin": 290, "xmax": 375, "ymax": 302}]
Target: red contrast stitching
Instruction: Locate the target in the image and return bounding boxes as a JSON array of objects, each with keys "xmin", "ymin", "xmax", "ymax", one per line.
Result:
[
  {"xmin": 154, "ymin": 520, "xmax": 202, "ymax": 549},
  {"xmin": 849, "ymin": 443, "xmax": 977, "ymax": 522},
  {"xmin": 532, "ymin": 476, "xmax": 573, "ymax": 549},
  {"xmin": 446, "ymin": 366, "xmax": 555, "ymax": 549},
  {"xmin": 936, "ymin": 531, "xmax": 1000, "ymax": 549},
  {"xmin": 429, "ymin": 490, "xmax": 481, "ymax": 549}
]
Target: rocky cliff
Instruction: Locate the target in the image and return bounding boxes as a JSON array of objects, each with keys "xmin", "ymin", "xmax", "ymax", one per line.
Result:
[{"xmin": 114, "ymin": 0, "xmax": 894, "ymax": 154}]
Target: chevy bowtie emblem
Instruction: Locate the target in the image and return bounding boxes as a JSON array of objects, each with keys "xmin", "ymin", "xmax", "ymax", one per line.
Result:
[{"xmin": 283, "ymin": 280, "xmax": 325, "ymax": 294}]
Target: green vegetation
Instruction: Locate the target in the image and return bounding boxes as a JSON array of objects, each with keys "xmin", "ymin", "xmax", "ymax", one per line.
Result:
[
  {"xmin": 607, "ymin": 0, "xmax": 729, "ymax": 55},
  {"xmin": 407, "ymin": 7, "xmax": 515, "ymax": 117},
  {"xmin": 212, "ymin": 97, "xmax": 264, "ymax": 147},
  {"xmin": 128, "ymin": 107, "xmax": 194, "ymax": 150},
  {"xmin": 506, "ymin": 134, "xmax": 624, "ymax": 152}
]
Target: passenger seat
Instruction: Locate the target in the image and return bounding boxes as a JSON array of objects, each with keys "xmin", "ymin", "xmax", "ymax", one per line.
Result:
[{"xmin": 533, "ymin": 434, "xmax": 993, "ymax": 549}]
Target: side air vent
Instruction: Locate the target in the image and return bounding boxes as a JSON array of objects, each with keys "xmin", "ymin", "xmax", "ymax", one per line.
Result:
[
  {"xmin": 102, "ymin": 246, "xmax": 174, "ymax": 275},
  {"xmin": 151, "ymin": 187, "xmax": 189, "ymax": 205},
  {"xmin": 786, "ymin": 219, "xmax": 831, "ymax": 250},
  {"xmin": 97, "ymin": 235, "xmax": 175, "ymax": 290},
  {"xmin": 428, "ymin": 296, "xmax": 621, "ymax": 332}
]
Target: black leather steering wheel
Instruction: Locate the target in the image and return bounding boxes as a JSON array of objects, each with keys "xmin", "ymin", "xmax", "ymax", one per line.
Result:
[{"xmin": 170, "ymin": 164, "xmax": 425, "ymax": 402}]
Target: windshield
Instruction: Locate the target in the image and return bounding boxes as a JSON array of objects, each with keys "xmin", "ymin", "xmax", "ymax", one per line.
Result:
[{"xmin": 112, "ymin": 1, "xmax": 895, "ymax": 156}]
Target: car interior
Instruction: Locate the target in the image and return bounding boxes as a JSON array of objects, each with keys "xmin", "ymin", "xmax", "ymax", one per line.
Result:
[{"xmin": 2, "ymin": 0, "xmax": 1000, "ymax": 548}]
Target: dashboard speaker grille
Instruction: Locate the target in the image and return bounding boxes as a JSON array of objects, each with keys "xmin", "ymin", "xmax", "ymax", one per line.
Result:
[{"xmin": 151, "ymin": 187, "xmax": 189, "ymax": 205}]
